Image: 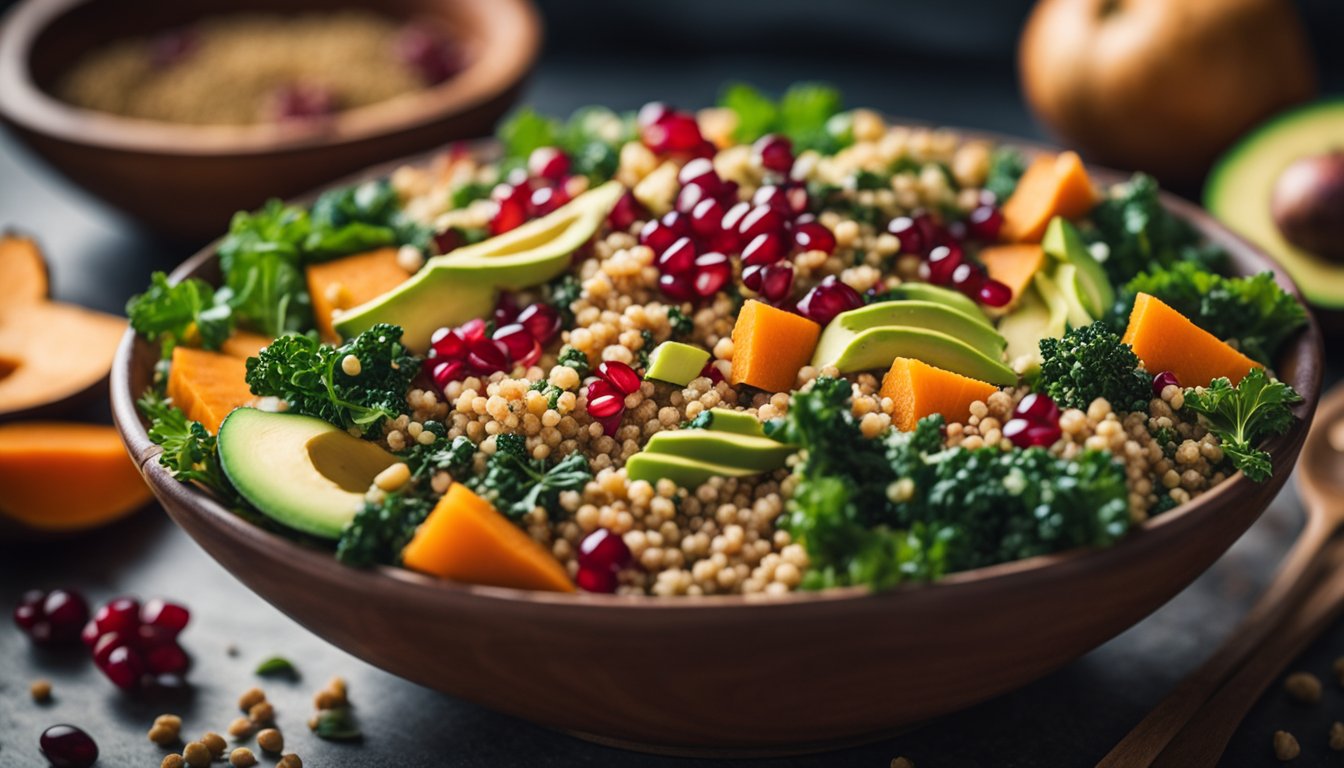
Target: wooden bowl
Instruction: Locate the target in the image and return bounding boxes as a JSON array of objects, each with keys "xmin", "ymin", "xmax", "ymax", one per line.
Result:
[
  {"xmin": 109, "ymin": 143, "xmax": 1324, "ymax": 755},
  {"xmin": 0, "ymin": 0, "xmax": 540, "ymax": 239}
]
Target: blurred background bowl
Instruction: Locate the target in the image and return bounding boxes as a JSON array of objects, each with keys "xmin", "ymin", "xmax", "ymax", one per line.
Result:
[{"xmin": 0, "ymin": 0, "xmax": 540, "ymax": 239}]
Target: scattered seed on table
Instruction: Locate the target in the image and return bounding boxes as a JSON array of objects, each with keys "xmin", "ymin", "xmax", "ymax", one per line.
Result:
[
  {"xmin": 200, "ymin": 732, "xmax": 227, "ymax": 758},
  {"xmin": 148, "ymin": 714, "xmax": 182, "ymax": 745},
  {"xmin": 1284, "ymin": 672, "xmax": 1322, "ymax": 704},
  {"xmin": 278, "ymin": 754, "xmax": 303, "ymax": 768},
  {"xmin": 238, "ymin": 687, "xmax": 266, "ymax": 711},
  {"xmin": 1331, "ymin": 722, "xmax": 1344, "ymax": 751},
  {"xmin": 229, "ymin": 747, "xmax": 258, "ymax": 768},
  {"xmin": 314, "ymin": 677, "xmax": 349, "ymax": 709},
  {"xmin": 257, "ymin": 728, "xmax": 284, "ymax": 754},
  {"xmin": 161, "ymin": 755, "xmax": 185, "ymax": 768},
  {"xmin": 248, "ymin": 700, "xmax": 275, "ymax": 724},
  {"xmin": 228, "ymin": 717, "xmax": 255, "ymax": 738},
  {"xmin": 29, "ymin": 679, "xmax": 51, "ymax": 702},
  {"xmin": 1274, "ymin": 730, "xmax": 1301, "ymax": 761},
  {"xmin": 182, "ymin": 741, "xmax": 212, "ymax": 768}
]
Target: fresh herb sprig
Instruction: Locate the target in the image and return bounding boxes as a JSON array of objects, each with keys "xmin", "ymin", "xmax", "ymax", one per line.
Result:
[
  {"xmin": 126, "ymin": 273, "xmax": 233, "ymax": 357},
  {"xmin": 137, "ymin": 391, "xmax": 237, "ymax": 503},
  {"xmin": 717, "ymin": 82, "xmax": 846, "ymax": 153},
  {"xmin": 1183, "ymin": 368, "xmax": 1302, "ymax": 482},
  {"xmin": 468, "ymin": 433, "xmax": 591, "ymax": 520}
]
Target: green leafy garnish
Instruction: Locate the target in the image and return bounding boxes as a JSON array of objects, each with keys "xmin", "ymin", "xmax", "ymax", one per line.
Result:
[
  {"xmin": 468, "ymin": 433, "xmax": 591, "ymax": 520},
  {"xmin": 984, "ymin": 147, "xmax": 1027, "ymax": 202},
  {"xmin": 126, "ymin": 272, "xmax": 233, "ymax": 357},
  {"xmin": 244, "ymin": 324, "xmax": 417, "ymax": 436},
  {"xmin": 311, "ymin": 707, "xmax": 361, "ymax": 741},
  {"xmin": 1038, "ymin": 323, "xmax": 1152, "ymax": 412},
  {"xmin": 254, "ymin": 656, "xmax": 298, "ymax": 678},
  {"xmin": 449, "ymin": 180, "xmax": 494, "ymax": 211},
  {"xmin": 1182, "ymin": 368, "xmax": 1301, "ymax": 482},
  {"xmin": 218, "ymin": 201, "xmax": 314, "ymax": 338},
  {"xmin": 496, "ymin": 106, "xmax": 633, "ymax": 183},
  {"xmin": 306, "ymin": 179, "xmax": 431, "ymax": 259},
  {"xmin": 137, "ymin": 391, "xmax": 237, "ymax": 503},
  {"xmin": 667, "ymin": 306, "xmax": 693, "ymax": 338},
  {"xmin": 1082, "ymin": 173, "xmax": 1226, "ymax": 286},
  {"xmin": 718, "ymin": 82, "xmax": 845, "ymax": 153},
  {"xmin": 498, "ymin": 107, "xmax": 559, "ymax": 161},
  {"xmin": 556, "ymin": 345, "xmax": 591, "ymax": 378}
]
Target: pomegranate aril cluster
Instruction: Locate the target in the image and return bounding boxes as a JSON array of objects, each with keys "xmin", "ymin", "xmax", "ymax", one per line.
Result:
[
  {"xmin": 889, "ymin": 204, "xmax": 1013, "ymax": 309},
  {"xmin": 486, "ymin": 146, "xmax": 578, "ymax": 237},
  {"xmin": 576, "ymin": 528, "xmax": 632, "ymax": 593},
  {"xmin": 586, "ymin": 360, "xmax": 640, "ymax": 436},
  {"xmin": 14, "ymin": 588, "xmax": 88, "ymax": 645},
  {"xmin": 1004, "ymin": 393, "xmax": 1063, "ymax": 449},
  {"xmin": 424, "ymin": 299, "xmax": 561, "ymax": 389},
  {"xmin": 82, "ymin": 596, "xmax": 192, "ymax": 690}
]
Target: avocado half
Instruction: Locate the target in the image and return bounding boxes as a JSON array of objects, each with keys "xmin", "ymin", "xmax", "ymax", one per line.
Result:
[{"xmin": 1206, "ymin": 98, "xmax": 1344, "ymax": 309}]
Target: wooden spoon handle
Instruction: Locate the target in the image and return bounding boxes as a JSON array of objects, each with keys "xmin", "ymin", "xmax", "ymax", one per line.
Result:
[
  {"xmin": 1151, "ymin": 543, "xmax": 1344, "ymax": 768},
  {"xmin": 1094, "ymin": 517, "xmax": 1335, "ymax": 768}
]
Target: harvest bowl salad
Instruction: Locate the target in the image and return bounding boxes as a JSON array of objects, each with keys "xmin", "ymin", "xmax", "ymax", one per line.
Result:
[{"xmin": 129, "ymin": 84, "xmax": 1308, "ymax": 596}]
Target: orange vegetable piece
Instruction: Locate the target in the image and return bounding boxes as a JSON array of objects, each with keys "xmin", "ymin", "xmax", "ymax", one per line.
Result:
[
  {"xmin": 166, "ymin": 346, "xmax": 256, "ymax": 433},
  {"xmin": 978, "ymin": 244, "xmax": 1045, "ymax": 305},
  {"xmin": 730, "ymin": 299, "xmax": 822, "ymax": 393},
  {"xmin": 0, "ymin": 302, "xmax": 125, "ymax": 419},
  {"xmin": 0, "ymin": 422, "xmax": 151, "ymax": 531},
  {"xmin": 1, "ymin": 233, "xmax": 49, "ymax": 304},
  {"xmin": 880, "ymin": 357, "xmax": 999, "ymax": 432},
  {"xmin": 218, "ymin": 331, "xmax": 272, "ymax": 359},
  {"xmin": 307, "ymin": 248, "xmax": 412, "ymax": 342},
  {"xmin": 1122, "ymin": 293, "xmax": 1262, "ymax": 388},
  {"xmin": 402, "ymin": 483, "xmax": 574, "ymax": 592},
  {"xmin": 1000, "ymin": 151, "xmax": 1097, "ymax": 243}
]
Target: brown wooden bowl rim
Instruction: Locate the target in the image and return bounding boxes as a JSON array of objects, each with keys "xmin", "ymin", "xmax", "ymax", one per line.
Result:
[
  {"xmin": 109, "ymin": 131, "xmax": 1325, "ymax": 611},
  {"xmin": 0, "ymin": 0, "xmax": 541, "ymax": 156}
]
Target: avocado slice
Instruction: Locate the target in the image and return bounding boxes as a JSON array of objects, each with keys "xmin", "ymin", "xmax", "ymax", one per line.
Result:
[
  {"xmin": 874, "ymin": 282, "xmax": 993, "ymax": 327},
  {"xmin": 645, "ymin": 341, "xmax": 711, "ymax": 386},
  {"xmin": 697, "ymin": 407, "xmax": 767, "ymax": 437},
  {"xmin": 815, "ymin": 300, "xmax": 1007, "ymax": 362},
  {"xmin": 999, "ymin": 272, "xmax": 1070, "ymax": 376},
  {"xmin": 1051, "ymin": 263, "xmax": 1096, "ymax": 329},
  {"xmin": 334, "ymin": 181, "xmax": 625, "ymax": 351},
  {"xmin": 218, "ymin": 408, "xmax": 402, "ymax": 539},
  {"xmin": 1042, "ymin": 217, "xmax": 1114, "ymax": 318},
  {"xmin": 1206, "ymin": 98, "xmax": 1344, "ymax": 309},
  {"xmin": 814, "ymin": 325, "xmax": 1016, "ymax": 385},
  {"xmin": 642, "ymin": 431, "xmax": 795, "ymax": 472},
  {"xmin": 626, "ymin": 452, "xmax": 761, "ymax": 489}
]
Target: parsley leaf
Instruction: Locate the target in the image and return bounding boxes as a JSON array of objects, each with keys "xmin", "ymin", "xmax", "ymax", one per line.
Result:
[
  {"xmin": 138, "ymin": 391, "xmax": 238, "ymax": 503},
  {"xmin": 1182, "ymin": 368, "xmax": 1301, "ymax": 482},
  {"xmin": 126, "ymin": 272, "xmax": 233, "ymax": 357},
  {"xmin": 717, "ymin": 82, "xmax": 845, "ymax": 153}
]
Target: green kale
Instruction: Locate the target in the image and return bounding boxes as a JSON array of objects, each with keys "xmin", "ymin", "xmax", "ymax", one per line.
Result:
[
  {"xmin": 403, "ymin": 434, "xmax": 476, "ymax": 480},
  {"xmin": 468, "ymin": 433, "xmax": 591, "ymax": 520},
  {"xmin": 719, "ymin": 83, "xmax": 778, "ymax": 146},
  {"xmin": 1082, "ymin": 173, "xmax": 1226, "ymax": 286},
  {"xmin": 126, "ymin": 272, "xmax": 233, "ymax": 357},
  {"xmin": 667, "ymin": 306, "xmax": 693, "ymax": 338},
  {"xmin": 496, "ymin": 106, "xmax": 633, "ymax": 183},
  {"xmin": 682, "ymin": 410, "xmax": 714, "ymax": 430},
  {"xmin": 556, "ymin": 344, "xmax": 591, "ymax": 378},
  {"xmin": 635, "ymin": 329, "xmax": 656, "ymax": 369},
  {"xmin": 137, "ymin": 391, "xmax": 237, "ymax": 503},
  {"xmin": 1037, "ymin": 322, "xmax": 1151, "ymax": 412},
  {"xmin": 244, "ymin": 324, "xmax": 417, "ymax": 436},
  {"xmin": 306, "ymin": 179, "xmax": 431, "ymax": 258},
  {"xmin": 497, "ymin": 107, "xmax": 559, "ymax": 161},
  {"xmin": 718, "ymin": 82, "xmax": 845, "ymax": 153},
  {"xmin": 1118, "ymin": 262, "xmax": 1307, "ymax": 365},
  {"xmin": 336, "ymin": 490, "xmax": 435, "ymax": 567},
  {"xmin": 218, "ymin": 200, "xmax": 314, "ymax": 337},
  {"xmin": 529, "ymin": 379, "xmax": 565, "ymax": 410},
  {"xmin": 449, "ymin": 180, "xmax": 495, "ymax": 210},
  {"xmin": 1182, "ymin": 368, "xmax": 1301, "ymax": 482},
  {"xmin": 545, "ymin": 273, "xmax": 582, "ymax": 327},
  {"xmin": 984, "ymin": 147, "xmax": 1027, "ymax": 201}
]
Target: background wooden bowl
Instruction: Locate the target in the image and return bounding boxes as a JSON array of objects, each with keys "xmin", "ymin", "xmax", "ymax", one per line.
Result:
[
  {"xmin": 110, "ymin": 144, "xmax": 1324, "ymax": 755},
  {"xmin": 0, "ymin": 0, "xmax": 540, "ymax": 239}
]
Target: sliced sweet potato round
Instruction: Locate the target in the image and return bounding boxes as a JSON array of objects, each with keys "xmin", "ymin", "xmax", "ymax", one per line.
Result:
[
  {"xmin": 0, "ymin": 422, "xmax": 152, "ymax": 531},
  {"xmin": 0, "ymin": 232, "xmax": 50, "ymax": 305},
  {"xmin": 0, "ymin": 302, "xmax": 126, "ymax": 420}
]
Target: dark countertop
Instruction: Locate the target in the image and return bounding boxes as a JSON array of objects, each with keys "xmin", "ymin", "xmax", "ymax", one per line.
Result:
[{"xmin": 3, "ymin": 6, "xmax": 1344, "ymax": 765}]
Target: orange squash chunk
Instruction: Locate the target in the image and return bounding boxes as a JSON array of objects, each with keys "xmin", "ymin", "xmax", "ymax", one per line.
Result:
[
  {"xmin": 730, "ymin": 299, "xmax": 822, "ymax": 393},
  {"xmin": 0, "ymin": 302, "xmax": 125, "ymax": 418},
  {"xmin": 1001, "ymin": 151, "xmax": 1097, "ymax": 243},
  {"xmin": 1, "ymin": 233, "xmax": 49, "ymax": 304},
  {"xmin": 881, "ymin": 357, "xmax": 999, "ymax": 432},
  {"xmin": 307, "ymin": 248, "xmax": 412, "ymax": 342},
  {"xmin": 978, "ymin": 244, "xmax": 1045, "ymax": 305},
  {"xmin": 218, "ymin": 331, "xmax": 272, "ymax": 359},
  {"xmin": 402, "ymin": 483, "xmax": 574, "ymax": 592},
  {"xmin": 0, "ymin": 422, "xmax": 151, "ymax": 531},
  {"xmin": 166, "ymin": 346, "xmax": 256, "ymax": 433},
  {"xmin": 1122, "ymin": 293, "xmax": 1262, "ymax": 388}
]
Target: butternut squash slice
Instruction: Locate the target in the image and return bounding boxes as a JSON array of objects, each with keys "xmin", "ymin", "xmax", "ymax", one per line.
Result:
[
  {"xmin": 402, "ymin": 483, "xmax": 574, "ymax": 592},
  {"xmin": 1000, "ymin": 151, "xmax": 1098, "ymax": 243},
  {"xmin": 1, "ymin": 232, "xmax": 49, "ymax": 304},
  {"xmin": 730, "ymin": 299, "xmax": 822, "ymax": 393},
  {"xmin": 166, "ymin": 346, "xmax": 257, "ymax": 433},
  {"xmin": 979, "ymin": 244, "xmax": 1045, "ymax": 308},
  {"xmin": 218, "ymin": 331, "xmax": 272, "ymax": 359},
  {"xmin": 1122, "ymin": 293, "xmax": 1262, "ymax": 388},
  {"xmin": 881, "ymin": 357, "xmax": 999, "ymax": 432},
  {"xmin": 0, "ymin": 302, "xmax": 125, "ymax": 420},
  {"xmin": 307, "ymin": 248, "xmax": 412, "ymax": 343},
  {"xmin": 0, "ymin": 422, "xmax": 151, "ymax": 531}
]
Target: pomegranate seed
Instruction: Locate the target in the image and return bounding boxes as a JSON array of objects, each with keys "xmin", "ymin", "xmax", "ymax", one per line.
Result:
[
  {"xmin": 393, "ymin": 26, "xmax": 463, "ymax": 84},
  {"xmin": 271, "ymin": 83, "xmax": 337, "ymax": 122},
  {"xmin": 657, "ymin": 237, "xmax": 697, "ymax": 275},
  {"xmin": 528, "ymin": 185, "xmax": 569, "ymax": 217},
  {"xmin": 752, "ymin": 185, "xmax": 792, "ymax": 217},
  {"xmin": 658, "ymin": 272, "xmax": 695, "ymax": 302},
  {"xmin": 754, "ymin": 134, "xmax": 794, "ymax": 174},
  {"xmin": 675, "ymin": 181, "xmax": 714, "ymax": 215},
  {"xmin": 758, "ymin": 263, "xmax": 794, "ymax": 302},
  {"xmin": 1016, "ymin": 393, "xmax": 1061, "ymax": 425},
  {"xmin": 636, "ymin": 101, "xmax": 671, "ymax": 128},
  {"xmin": 586, "ymin": 380, "xmax": 625, "ymax": 419},
  {"xmin": 40, "ymin": 724, "xmax": 99, "ymax": 768},
  {"xmin": 951, "ymin": 263, "xmax": 987, "ymax": 297},
  {"xmin": 608, "ymin": 192, "xmax": 648, "ymax": 232},
  {"xmin": 678, "ymin": 157, "xmax": 721, "ymax": 193},
  {"xmin": 13, "ymin": 595, "xmax": 41, "ymax": 631},
  {"xmin": 80, "ymin": 620, "xmax": 100, "ymax": 649},
  {"xmin": 429, "ymin": 327, "xmax": 466, "ymax": 359},
  {"xmin": 719, "ymin": 201, "xmax": 751, "ymax": 237},
  {"xmin": 431, "ymin": 359, "xmax": 466, "ymax": 389},
  {"xmin": 597, "ymin": 361, "xmax": 642, "ymax": 395},
  {"xmin": 783, "ymin": 183, "xmax": 811, "ymax": 215},
  {"xmin": 699, "ymin": 360, "xmax": 725, "ymax": 384},
  {"xmin": 493, "ymin": 293, "xmax": 521, "ymax": 327},
  {"xmin": 639, "ymin": 218, "xmax": 679, "ymax": 253},
  {"xmin": 704, "ymin": 227, "xmax": 740, "ymax": 254},
  {"xmin": 458, "ymin": 318, "xmax": 487, "ymax": 343},
  {"xmin": 738, "ymin": 205, "xmax": 786, "ymax": 240},
  {"xmin": 578, "ymin": 528, "xmax": 632, "ymax": 572},
  {"xmin": 576, "ymin": 566, "xmax": 618, "ymax": 593},
  {"xmin": 433, "ymin": 229, "xmax": 461, "ymax": 255},
  {"xmin": 597, "ymin": 410, "xmax": 624, "ymax": 437},
  {"xmin": 716, "ymin": 179, "xmax": 741, "ymax": 204},
  {"xmin": 926, "ymin": 245, "xmax": 963, "ymax": 285},
  {"xmin": 101, "ymin": 645, "xmax": 145, "ymax": 690},
  {"xmin": 742, "ymin": 232, "xmax": 786, "ymax": 266},
  {"xmin": 145, "ymin": 642, "xmax": 190, "ymax": 676},
  {"xmin": 493, "ymin": 323, "xmax": 536, "ymax": 362},
  {"xmin": 796, "ymin": 276, "xmax": 864, "ymax": 326},
  {"xmin": 689, "ymin": 198, "xmax": 726, "ymax": 238},
  {"xmin": 466, "ymin": 338, "xmax": 510, "ymax": 374},
  {"xmin": 91, "ymin": 631, "xmax": 129, "ymax": 666},
  {"xmin": 93, "ymin": 598, "xmax": 139, "ymax": 636},
  {"xmin": 978, "ymin": 279, "xmax": 1013, "ymax": 307},
  {"xmin": 1152, "ymin": 370, "xmax": 1181, "ymax": 396},
  {"xmin": 641, "ymin": 111, "xmax": 702, "ymax": 154},
  {"xmin": 690, "ymin": 140, "xmax": 717, "ymax": 159},
  {"xmin": 517, "ymin": 303, "xmax": 561, "ymax": 345},
  {"xmin": 967, "ymin": 205, "xmax": 1004, "ymax": 241},
  {"xmin": 944, "ymin": 220, "xmax": 968, "ymax": 244},
  {"xmin": 887, "ymin": 216, "xmax": 926, "ymax": 256},
  {"xmin": 793, "ymin": 221, "xmax": 837, "ymax": 255},
  {"xmin": 527, "ymin": 146, "xmax": 570, "ymax": 181},
  {"xmin": 742, "ymin": 264, "xmax": 765, "ymax": 292},
  {"xmin": 692, "ymin": 252, "xmax": 732, "ymax": 297},
  {"xmin": 491, "ymin": 195, "xmax": 527, "ymax": 235},
  {"xmin": 1005, "ymin": 418, "xmax": 1062, "ymax": 448},
  {"xmin": 42, "ymin": 590, "xmax": 89, "ymax": 644},
  {"xmin": 978, "ymin": 189, "xmax": 998, "ymax": 206}
]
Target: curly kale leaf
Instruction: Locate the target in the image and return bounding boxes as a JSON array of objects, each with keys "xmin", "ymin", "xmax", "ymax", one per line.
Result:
[
  {"xmin": 1038, "ymin": 322, "xmax": 1152, "ymax": 412},
  {"xmin": 468, "ymin": 433, "xmax": 591, "ymax": 520},
  {"xmin": 127, "ymin": 272, "xmax": 233, "ymax": 357},
  {"xmin": 1118, "ymin": 263, "xmax": 1306, "ymax": 365},
  {"xmin": 556, "ymin": 344, "xmax": 591, "ymax": 378},
  {"xmin": 244, "ymin": 324, "xmax": 417, "ymax": 436},
  {"xmin": 336, "ymin": 491, "xmax": 435, "ymax": 567},
  {"xmin": 138, "ymin": 391, "xmax": 238, "ymax": 503},
  {"xmin": 984, "ymin": 147, "xmax": 1028, "ymax": 202},
  {"xmin": 1082, "ymin": 173, "xmax": 1226, "ymax": 286},
  {"xmin": 1183, "ymin": 368, "xmax": 1302, "ymax": 482},
  {"xmin": 306, "ymin": 179, "xmax": 431, "ymax": 259}
]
